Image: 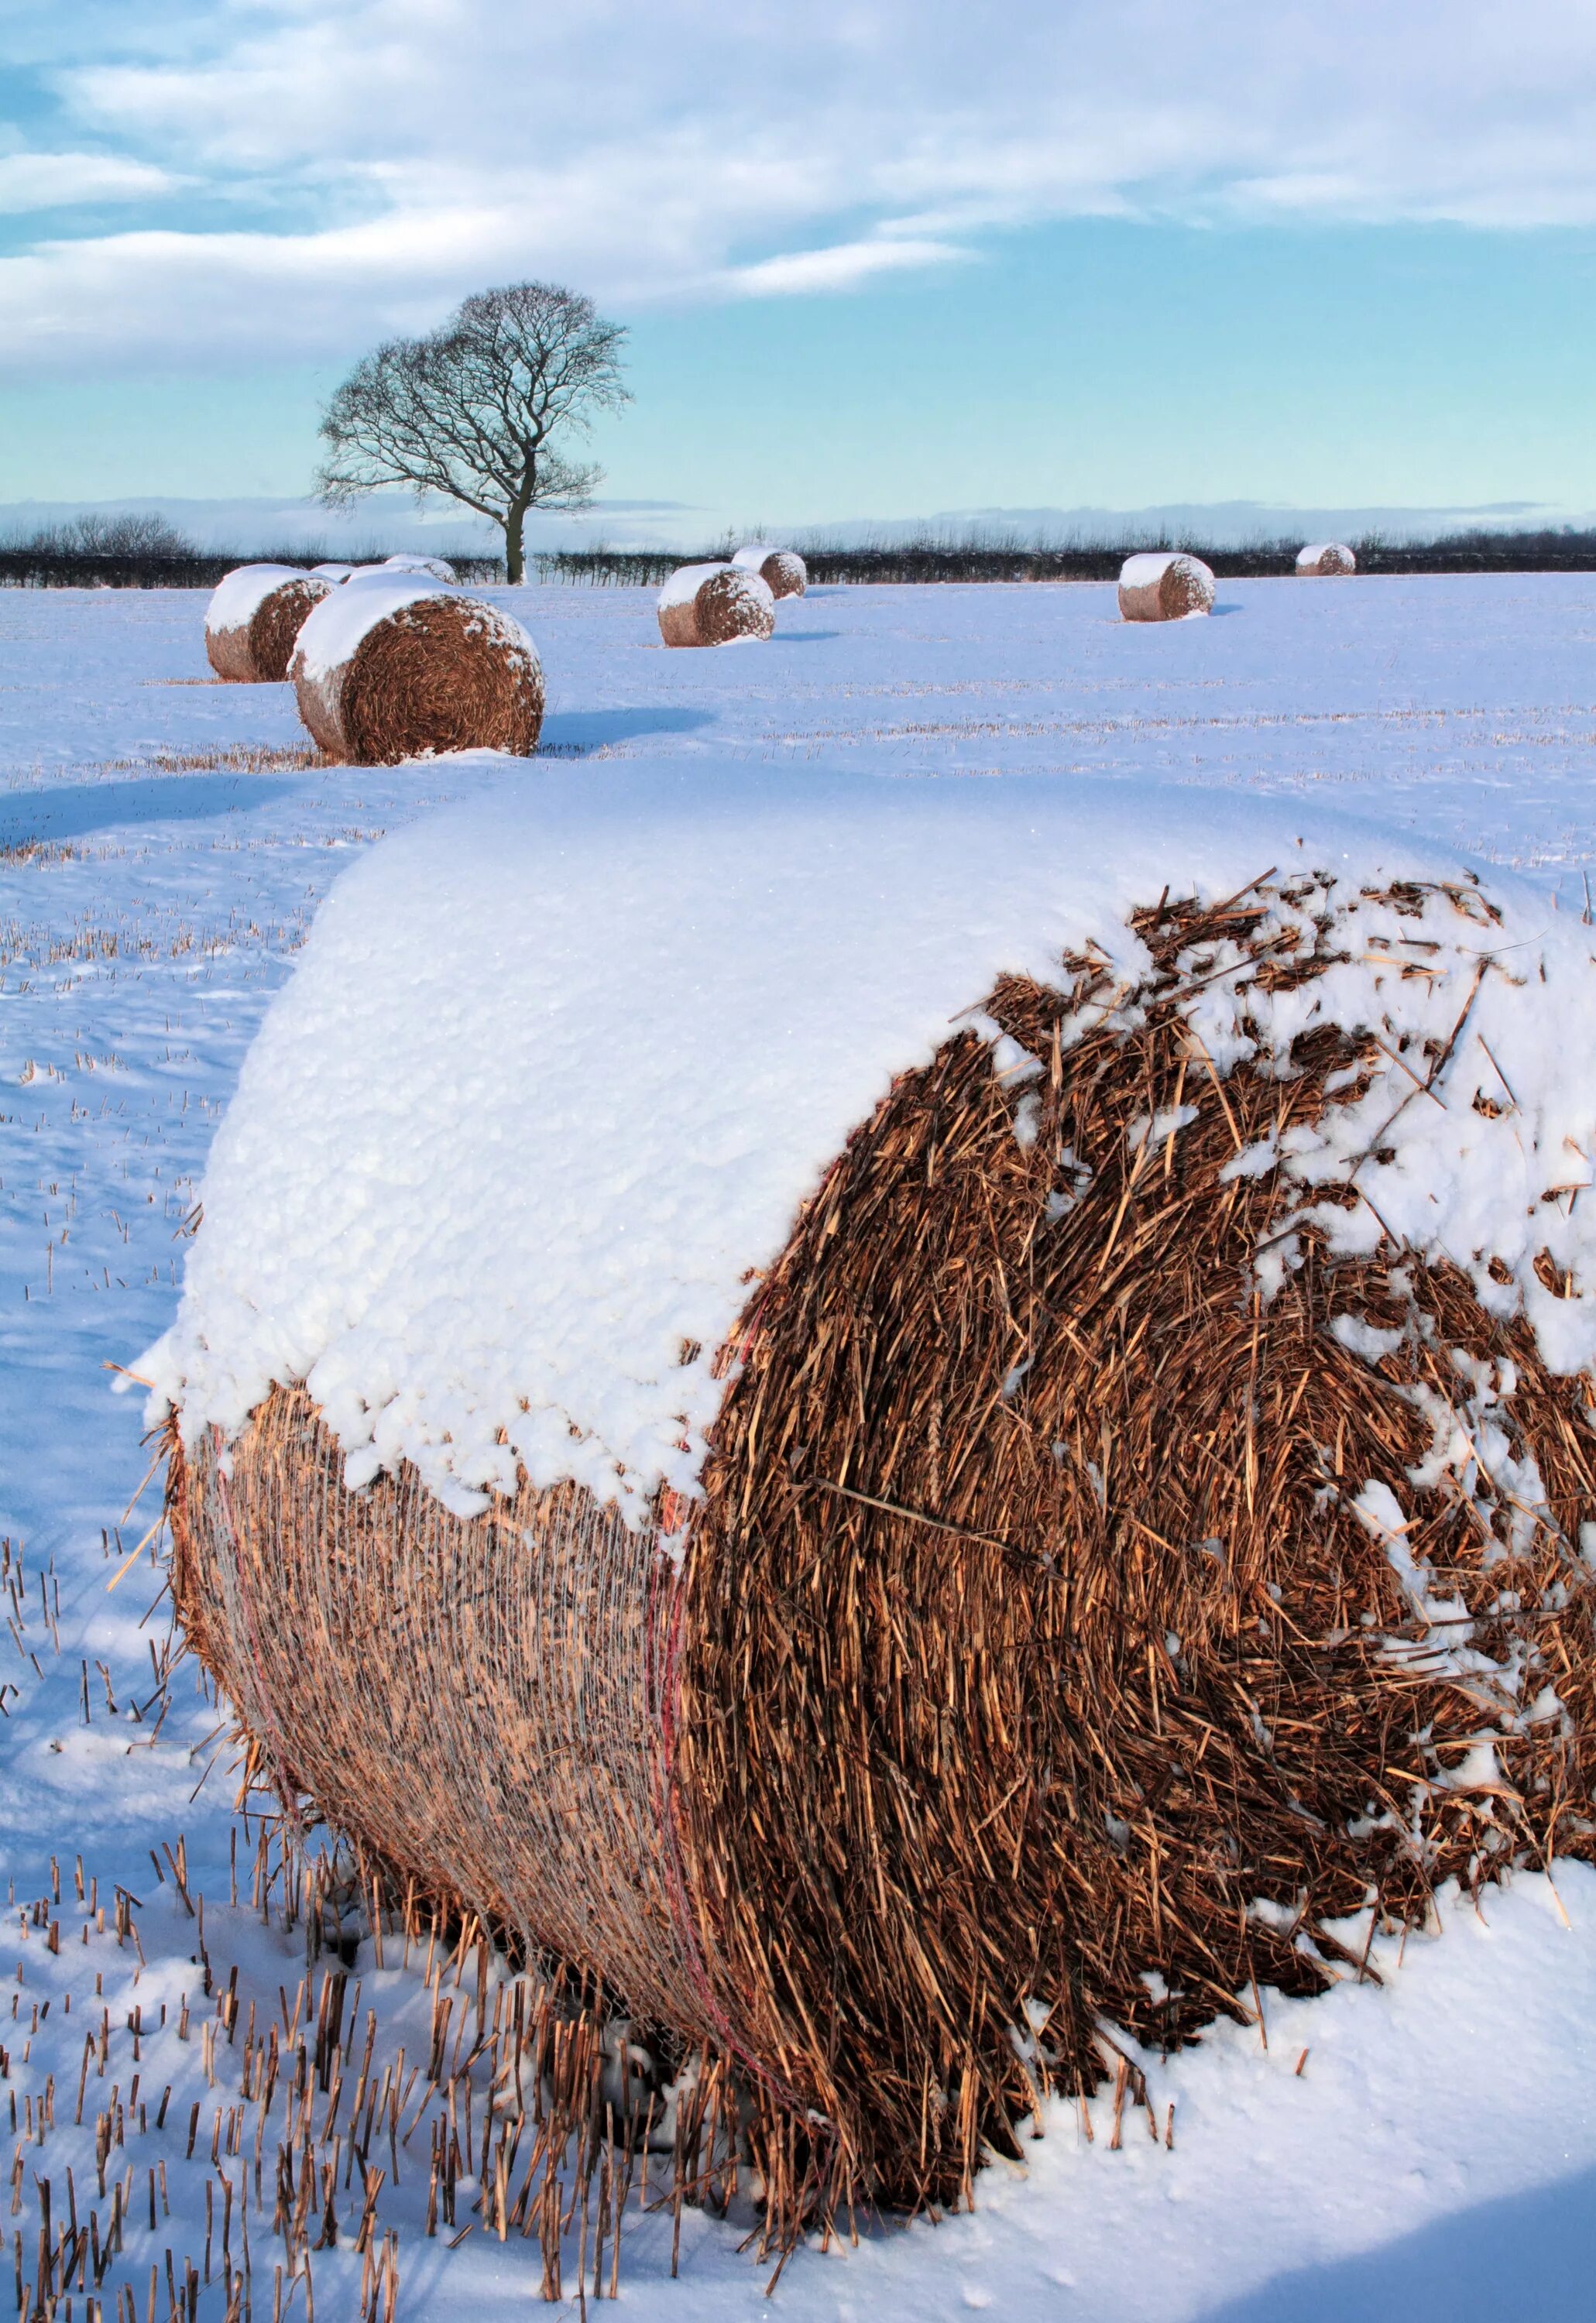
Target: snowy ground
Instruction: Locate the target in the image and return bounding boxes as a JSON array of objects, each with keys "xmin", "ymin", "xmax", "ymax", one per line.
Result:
[{"xmin": 2, "ymin": 572, "xmax": 1595, "ymax": 2320}]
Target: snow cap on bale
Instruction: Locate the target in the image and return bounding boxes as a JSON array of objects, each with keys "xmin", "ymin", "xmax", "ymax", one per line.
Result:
[
  {"xmin": 204, "ymin": 564, "xmax": 334, "ymax": 683},
  {"xmin": 1117, "ymin": 550, "xmax": 1217, "ymax": 622},
  {"xmin": 657, "ymin": 561, "xmax": 776, "ymax": 647},
  {"xmin": 732, "ymin": 543, "xmax": 807, "ymax": 598},
  {"xmin": 1297, "ymin": 541, "xmax": 1357, "ymax": 575},
  {"xmin": 289, "ymin": 578, "xmax": 543, "ymax": 766},
  {"xmin": 310, "ymin": 562, "xmax": 357, "ymax": 582},
  {"xmin": 152, "ymin": 763, "xmax": 1596, "ymax": 2229},
  {"xmin": 147, "ymin": 766, "xmax": 1596, "ymax": 1511},
  {"xmin": 381, "ymin": 552, "xmax": 458, "ymax": 583}
]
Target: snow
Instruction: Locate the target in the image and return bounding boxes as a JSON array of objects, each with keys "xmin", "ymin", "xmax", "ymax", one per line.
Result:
[
  {"xmin": 201, "ymin": 561, "xmax": 306, "ymax": 637},
  {"xmin": 1119, "ymin": 550, "xmax": 1189, "ymax": 588},
  {"xmin": 5, "ymin": 571, "xmax": 1596, "ymax": 2318},
  {"xmin": 143, "ymin": 774, "xmax": 1596, "ymax": 1527},
  {"xmin": 289, "ymin": 582, "xmax": 541, "ymax": 712},
  {"xmin": 657, "ymin": 560, "xmax": 732, "ymax": 611},
  {"xmin": 287, "ymin": 571, "xmax": 455, "ymax": 680},
  {"xmin": 382, "ymin": 554, "xmax": 458, "ymax": 583},
  {"xmin": 732, "ymin": 544, "xmax": 778, "ymax": 571}
]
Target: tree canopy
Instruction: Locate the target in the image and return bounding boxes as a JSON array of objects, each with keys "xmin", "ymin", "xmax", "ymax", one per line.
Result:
[{"xmin": 317, "ymin": 282, "xmax": 630, "ymax": 582}]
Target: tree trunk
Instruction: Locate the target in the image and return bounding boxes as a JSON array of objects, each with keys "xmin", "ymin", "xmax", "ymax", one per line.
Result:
[{"xmin": 504, "ymin": 502, "xmax": 527, "ymax": 586}]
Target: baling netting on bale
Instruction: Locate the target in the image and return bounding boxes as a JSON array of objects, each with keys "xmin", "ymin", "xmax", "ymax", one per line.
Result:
[
  {"xmin": 657, "ymin": 563, "xmax": 777, "ymax": 647},
  {"xmin": 290, "ymin": 576, "xmax": 543, "ymax": 764},
  {"xmin": 1296, "ymin": 543, "xmax": 1358, "ymax": 576},
  {"xmin": 1117, "ymin": 552, "xmax": 1217, "ymax": 623},
  {"xmin": 204, "ymin": 564, "xmax": 335, "ymax": 682},
  {"xmin": 733, "ymin": 545, "xmax": 808, "ymax": 598},
  {"xmin": 148, "ymin": 770, "xmax": 1596, "ymax": 2280}
]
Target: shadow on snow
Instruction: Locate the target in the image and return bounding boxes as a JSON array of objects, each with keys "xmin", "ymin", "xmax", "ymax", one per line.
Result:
[
  {"xmin": 0, "ymin": 771, "xmax": 315, "ymax": 849},
  {"xmin": 1194, "ymin": 2163, "xmax": 1596, "ymax": 2323}
]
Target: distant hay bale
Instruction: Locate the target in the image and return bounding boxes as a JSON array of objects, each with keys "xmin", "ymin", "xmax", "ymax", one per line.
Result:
[
  {"xmin": 1117, "ymin": 551, "xmax": 1216, "ymax": 623},
  {"xmin": 657, "ymin": 562, "xmax": 776, "ymax": 647},
  {"xmin": 733, "ymin": 544, "xmax": 808, "ymax": 599},
  {"xmin": 1296, "ymin": 542, "xmax": 1357, "ymax": 577},
  {"xmin": 381, "ymin": 553, "xmax": 459, "ymax": 583},
  {"xmin": 290, "ymin": 578, "xmax": 543, "ymax": 764},
  {"xmin": 162, "ymin": 836, "xmax": 1596, "ymax": 2241},
  {"xmin": 204, "ymin": 565, "xmax": 335, "ymax": 683},
  {"xmin": 310, "ymin": 563, "xmax": 357, "ymax": 582}
]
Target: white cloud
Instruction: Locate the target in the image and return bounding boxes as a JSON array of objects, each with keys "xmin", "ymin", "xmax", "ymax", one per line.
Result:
[
  {"xmin": 0, "ymin": 151, "xmax": 176, "ymax": 214},
  {"xmin": 2, "ymin": 0, "xmax": 1595, "ymax": 368},
  {"xmin": 717, "ymin": 239, "xmax": 969, "ymax": 297}
]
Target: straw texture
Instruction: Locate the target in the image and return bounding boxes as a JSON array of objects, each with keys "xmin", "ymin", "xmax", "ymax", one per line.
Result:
[
  {"xmin": 207, "ymin": 575, "xmax": 334, "ymax": 683},
  {"xmin": 1117, "ymin": 553, "xmax": 1217, "ymax": 623},
  {"xmin": 658, "ymin": 568, "xmax": 776, "ymax": 648},
  {"xmin": 735, "ymin": 550, "xmax": 806, "ymax": 599},
  {"xmin": 292, "ymin": 593, "xmax": 544, "ymax": 764}
]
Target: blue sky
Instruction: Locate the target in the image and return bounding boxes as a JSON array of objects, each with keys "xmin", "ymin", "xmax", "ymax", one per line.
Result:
[{"xmin": 2, "ymin": 2, "xmax": 1594, "ymax": 527}]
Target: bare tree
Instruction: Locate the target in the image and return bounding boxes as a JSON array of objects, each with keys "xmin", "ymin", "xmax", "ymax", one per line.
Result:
[{"xmin": 317, "ymin": 282, "xmax": 630, "ymax": 584}]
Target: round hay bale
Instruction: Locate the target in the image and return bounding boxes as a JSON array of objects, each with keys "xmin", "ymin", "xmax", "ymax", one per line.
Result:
[
  {"xmin": 204, "ymin": 564, "xmax": 335, "ymax": 683},
  {"xmin": 657, "ymin": 563, "xmax": 776, "ymax": 648},
  {"xmin": 154, "ymin": 780, "xmax": 1596, "ymax": 2236},
  {"xmin": 1296, "ymin": 541, "xmax": 1357, "ymax": 576},
  {"xmin": 310, "ymin": 562, "xmax": 357, "ymax": 582},
  {"xmin": 1117, "ymin": 551, "xmax": 1217, "ymax": 623},
  {"xmin": 382, "ymin": 553, "xmax": 458, "ymax": 583},
  {"xmin": 289, "ymin": 578, "xmax": 543, "ymax": 765},
  {"xmin": 733, "ymin": 544, "xmax": 808, "ymax": 599}
]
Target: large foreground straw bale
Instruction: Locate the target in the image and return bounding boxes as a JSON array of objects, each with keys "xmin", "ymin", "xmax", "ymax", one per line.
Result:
[
  {"xmin": 657, "ymin": 563, "xmax": 777, "ymax": 647},
  {"xmin": 1296, "ymin": 541, "xmax": 1357, "ymax": 576},
  {"xmin": 204, "ymin": 564, "xmax": 335, "ymax": 682},
  {"xmin": 733, "ymin": 544, "xmax": 808, "ymax": 598},
  {"xmin": 1117, "ymin": 551, "xmax": 1217, "ymax": 622},
  {"xmin": 167, "ymin": 870, "xmax": 1596, "ymax": 2244},
  {"xmin": 290, "ymin": 581, "xmax": 543, "ymax": 764}
]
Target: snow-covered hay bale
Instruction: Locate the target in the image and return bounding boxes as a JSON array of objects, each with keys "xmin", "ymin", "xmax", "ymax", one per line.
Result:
[
  {"xmin": 204, "ymin": 564, "xmax": 335, "ymax": 683},
  {"xmin": 733, "ymin": 544, "xmax": 807, "ymax": 599},
  {"xmin": 1296, "ymin": 541, "xmax": 1357, "ymax": 576},
  {"xmin": 288, "ymin": 578, "xmax": 543, "ymax": 765},
  {"xmin": 657, "ymin": 562, "xmax": 776, "ymax": 647},
  {"xmin": 382, "ymin": 553, "xmax": 458, "ymax": 583},
  {"xmin": 310, "ymin": 562, "xmax": 357, "ymax": 582},
  {"xmin": 1117, "ymin": 551, "xmax": 1217, "ymax": 623},
  {"xmin": 152, "ymin": 772, "xmax": 1596, "ymax": 2240}
]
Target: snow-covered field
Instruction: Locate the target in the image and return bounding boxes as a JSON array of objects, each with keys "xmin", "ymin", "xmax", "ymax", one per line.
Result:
[{"xmin": 3, "ymin": 572, "xmax": 1596, "ymax": 2321}]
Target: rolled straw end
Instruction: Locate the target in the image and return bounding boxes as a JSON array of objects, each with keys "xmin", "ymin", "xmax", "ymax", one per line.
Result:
[
  {"xmin": 205, "ymin": 565, "xmax": 334, "ymax": 682},
  {"xmin": 1295, "ymin": 542, "xmax": 1357, "ymax": 576},
  {"xmin": 1117, "ymin": 551, "xmax": 1217, "ymax": 623},
  {"xmin": 733, "ymin": 545, "xmax": 807, "ymax": 599},
  {"xmin": 291, "ymin": 583, "xmax": 544, "ymax": 763},
  {"xmin": 657, "ymin": 563, "xmax": 777, "ymax": 647}
]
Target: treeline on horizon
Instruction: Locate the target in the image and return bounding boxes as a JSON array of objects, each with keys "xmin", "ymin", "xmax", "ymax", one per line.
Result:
[
  {"xmin": 543, "ymin": 527, "xmax": 1596, "ymax": 586},
  {"xmin": 0, "ymin": 510, "xmax": 503, "ymax": 589},
  {"xmin": 3, "ymin": 507, "xmax": 1596, "ymax": 588}
]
